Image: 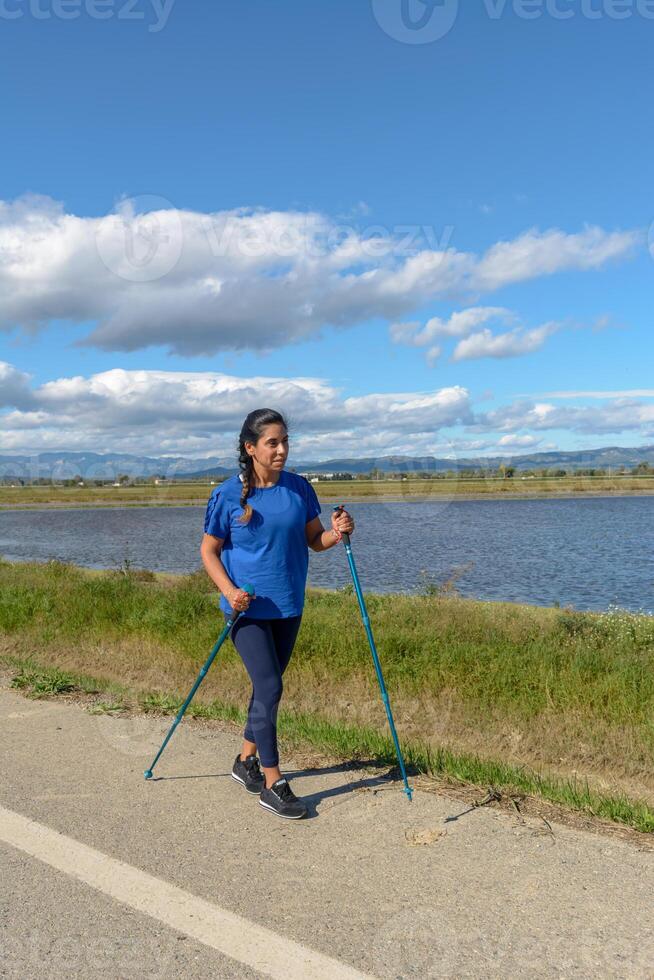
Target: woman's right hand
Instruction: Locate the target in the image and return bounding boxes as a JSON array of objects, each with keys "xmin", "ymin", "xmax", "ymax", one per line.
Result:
[{"xmin": 228, "ymin": 587, "xmax": 253, "ymax": 613}]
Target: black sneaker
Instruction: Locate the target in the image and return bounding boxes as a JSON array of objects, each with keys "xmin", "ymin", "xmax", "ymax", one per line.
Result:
[
  {"xmin": 259, "ymin": 778, "xmax": 308, "ymax": 819},
  {"xmin": 231, "ymin": 754, "xmax": 265, "ymax": 795}
]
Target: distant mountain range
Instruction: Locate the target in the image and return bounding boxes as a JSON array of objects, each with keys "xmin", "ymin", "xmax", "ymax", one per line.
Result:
[
  {"xmin": 289, "ymin": 444, "xmax": 654, "ymax": 475},
  {"xmin": 0, "ymin": 452, "xmax": 234, "ymax": 481},
  {"xmin": 0, "ymin": 445, "xmax": 652, "ymax": 480}
]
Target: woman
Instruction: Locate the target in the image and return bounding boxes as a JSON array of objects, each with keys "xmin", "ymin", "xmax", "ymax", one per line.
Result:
[{"xmin": 200, "ymin": 408, "xmax": 354, "ymax": 819}]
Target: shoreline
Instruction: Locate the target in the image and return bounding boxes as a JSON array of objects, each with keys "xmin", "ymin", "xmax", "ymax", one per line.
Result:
[
  {"xmin": 1, "ymin": 557, "xmax": 651, "ymax": 617},
  {"xmin": 2, "ymin": 488, "xmax": 654, "ymax": 511}
]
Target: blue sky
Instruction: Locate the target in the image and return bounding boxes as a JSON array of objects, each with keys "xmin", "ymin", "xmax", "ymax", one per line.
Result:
[{"xmin": 1, "ymin": 0, "xmax": 653, "ymax": 461}]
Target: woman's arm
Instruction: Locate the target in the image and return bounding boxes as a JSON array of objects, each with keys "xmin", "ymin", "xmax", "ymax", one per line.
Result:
[
  {"xmin": 306, "ymin": 508, "xmax": 355, "ymax": 553},
  {"xmin": 200, "ymin": 533, "xmax": 252, "ymax": 611},
  {"xmin": 305, "ymin": 518, "xmax": 340, "ymax": 553}
]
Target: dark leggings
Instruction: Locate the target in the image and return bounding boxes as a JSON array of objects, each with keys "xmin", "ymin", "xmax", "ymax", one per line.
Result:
[{"xmin": 227, "ymin": 615, "xmax": 302, "ymax": 767}]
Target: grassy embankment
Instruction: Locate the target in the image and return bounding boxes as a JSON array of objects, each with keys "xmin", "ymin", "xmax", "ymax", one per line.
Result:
[
  {"xmin": 1, "ymin": 559, "xmax": 653, "ymax": 833},
  {"xmin": 1, "ymin": 473, "xmax": 654, "ymax": 509}
]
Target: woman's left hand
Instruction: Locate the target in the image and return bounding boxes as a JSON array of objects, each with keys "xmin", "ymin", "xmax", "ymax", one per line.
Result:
[{"xmin": 331, "ymin": 506, "xmax": 354, "ymax": 539}]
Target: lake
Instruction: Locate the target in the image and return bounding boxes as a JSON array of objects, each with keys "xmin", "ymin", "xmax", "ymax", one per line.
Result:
[{"xmin": 1, "ymin": 496, "xmax": 653, "ymax": 613}]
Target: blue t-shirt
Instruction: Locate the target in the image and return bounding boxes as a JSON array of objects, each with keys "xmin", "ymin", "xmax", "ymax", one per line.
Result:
[{"xmin": 203, "ymin": 470, "xmax": 321, "ymax": 619}]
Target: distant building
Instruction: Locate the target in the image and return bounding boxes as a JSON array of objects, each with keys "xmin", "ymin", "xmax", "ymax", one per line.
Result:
[{"xmin": 301, "ymin": 472, "xmax": 336, "ymax": 482}]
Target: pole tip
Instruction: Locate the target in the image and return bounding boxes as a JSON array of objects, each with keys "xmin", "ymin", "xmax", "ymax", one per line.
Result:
[
  {"xmin": 242, "ymin": 583, "xmax": 255, "ymax": 595},
  {"xmin": 144, "ymin": 770, "xmax": 153, "ymax": 780}
]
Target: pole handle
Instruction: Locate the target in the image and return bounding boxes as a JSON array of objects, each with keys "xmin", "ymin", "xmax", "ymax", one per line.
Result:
[
  {"xmin": 225, "ymin": 582, "xmax": 255, "ymax": 621},
  {"xmin": 332, "ymin": 504, "xmax": 351, "ymax": 546}
]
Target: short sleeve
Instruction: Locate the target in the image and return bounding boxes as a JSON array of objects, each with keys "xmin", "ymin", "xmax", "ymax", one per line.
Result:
[
  {"xmin": 303, "ymin": 479, "xmax": 321, "ymax": 522},
  {"xmin": 204, "ymin": 488, "xmax": 231, "ymax": 539}
]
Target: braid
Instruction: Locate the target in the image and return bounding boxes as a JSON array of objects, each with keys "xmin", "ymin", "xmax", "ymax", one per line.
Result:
[{"xmin": 238, "ymin": 448, "xmax": 254, "ymax": 524}]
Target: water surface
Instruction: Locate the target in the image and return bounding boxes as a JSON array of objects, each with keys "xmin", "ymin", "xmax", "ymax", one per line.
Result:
[{"xmin": 1, "ymin": 496, "xmax": 652, "ymax": 613}]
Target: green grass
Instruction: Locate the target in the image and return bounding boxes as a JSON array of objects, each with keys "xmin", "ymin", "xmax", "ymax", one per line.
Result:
[
  {"xmin": 11, "ymin": 665, "xmax": 80, "ymax": 698},
  {"xmin": 6, "ymin": 655, "xmax": 654, "ymax": 834},
  {"xmin": 1, "ymin": 558, "xmax": 654, "ymax": 833}
]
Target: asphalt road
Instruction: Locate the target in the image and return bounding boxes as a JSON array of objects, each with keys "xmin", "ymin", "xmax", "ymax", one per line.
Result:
[{"xmin": 1, "ymin": 686, "xmax": 653, "ymax": 978}]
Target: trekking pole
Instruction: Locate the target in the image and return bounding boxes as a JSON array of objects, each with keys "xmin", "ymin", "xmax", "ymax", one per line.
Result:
[
  {"xmin": 144, "ymin": 583, "xmax": 254, "ymax": 780},
  {"xmin": 333, "ymin": 506, "xmax": 413, "ymax": 801}
]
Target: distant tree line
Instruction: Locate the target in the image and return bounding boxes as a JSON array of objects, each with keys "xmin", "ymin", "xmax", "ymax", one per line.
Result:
[
  {"xmin": 2, "ymin": 461, "xmax": 653, "ymax": 486},
  {"xmin": 303, "ymin": 462, "xmax": 654, "ymax": 481}
]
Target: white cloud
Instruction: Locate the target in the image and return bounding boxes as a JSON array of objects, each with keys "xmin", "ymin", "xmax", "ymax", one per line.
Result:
[
  {"xmin": 589, "ymin": 314, "xmax": 623, "ymax": 333},
  {"xmin": 452, "ymin": 322, "xmax": 559, "ymax": 361},
  {"xmin": 391, "ymin": 307, "xmax": 559, "ymax": 365},
  {"xmin": 390, "ymin": 306, "xmax": 513, "ymax": 347},
  {"xmin": 473, "ymin": 225, "xmax": 641, "ymax": 291},
  {"xmin": 2, "ymin": 362, "xmax": 654, "ymax": 460},
  {"xmin": 474, "ymin": 398, "xmax": 654, "ymax": 436},
  {"xmin": 0, "ymin": 194, "xmax": 641, "ymax": 356},
  {"xmin": 0, "ymin": 361, "xmax": 34, "ymax": 409},
  {"xmin": 496, "ymin": 434, "xmax": 542, "ymax": 448},
  {"xmin": 389, "ymin": 320, "xmax": 422, "ymax": 345},
  {"xmin": 0, "ymin": 363, "xmax": 472, "ymax": 457}
]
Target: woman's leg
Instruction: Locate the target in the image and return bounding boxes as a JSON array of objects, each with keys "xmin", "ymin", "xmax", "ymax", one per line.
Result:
[
  {"xmin": 258, "ymin": 616, "xmax": 302, "ymax": 785},
  {"xmin": 270, "ymin": 615, "xmax": 302, "ymax": 676},
  {"xmin": 230, "ymin": 616, "xmax": 302, "ymax": 787},
  {"xmin": 229, "ymin": 617, "xmax": 285, "ymax": 784}
]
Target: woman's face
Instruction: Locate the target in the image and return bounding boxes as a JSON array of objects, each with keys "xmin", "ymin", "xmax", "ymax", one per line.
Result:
[{"xmin": 247, "ymin": 423, "xmax": 289, "ymax": 470}]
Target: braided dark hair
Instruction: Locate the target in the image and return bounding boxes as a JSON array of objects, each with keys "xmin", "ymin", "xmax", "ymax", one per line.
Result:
[{"xmin": 237, "ymin": 408, "xmax": 288, "ymax": 524}]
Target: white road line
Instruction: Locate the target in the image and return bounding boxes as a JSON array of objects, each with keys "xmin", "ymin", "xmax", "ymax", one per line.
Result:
[{"xmin": 0, "ymin": 804, "xmax": 373, "ymax": 980}]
